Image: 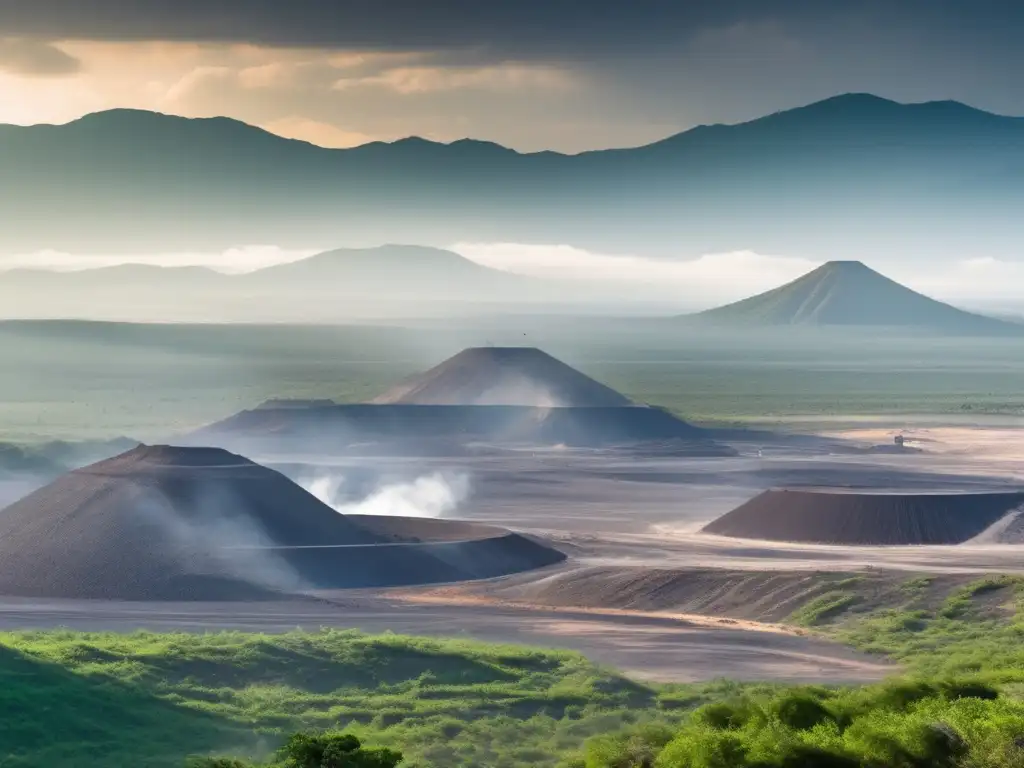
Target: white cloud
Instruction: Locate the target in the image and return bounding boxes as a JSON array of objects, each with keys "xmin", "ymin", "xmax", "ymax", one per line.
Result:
[
  {"xmin": 893, "ymin": 258, "xmax": 1024, "ymax": 302},
  {"xmin": 451, "ymin": 242, "xmax": 820, "ymax": 306}
]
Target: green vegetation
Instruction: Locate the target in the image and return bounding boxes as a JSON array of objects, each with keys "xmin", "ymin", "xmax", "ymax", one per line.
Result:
[
  {"xmin": 833, "ymin": 575, "xmax": 1024, "ymax": 684},
  {"xmin": 573, "ymin": 681, "xmax": 1018, "ymax": 768},
  {"xmin": 0, "ymin": 628, "xmax": 708, "ymax": 768},
  {"xmin": 567, "ymin": 575, "xmax": 1024, "ymax": 768},
  {"xmin": 188, "ymin": 731, "xmax": 404, "ymax": 768},
  {"xmin": 8, "ymin": 578, "xmax": 1024, "ymax": 767},
  {"xmin": 790, "ymin": 591, "xmax": 862, "ymax": 627}
]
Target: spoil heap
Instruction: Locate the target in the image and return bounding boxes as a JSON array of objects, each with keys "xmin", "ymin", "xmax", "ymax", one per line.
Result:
[
  {"xmin": 193, "ymin": 347, "xmax": 734, "ymax": 454},
  {"xmin": 702, "ymin": 488, "xmax": 1024, "ymax": 545},
  {"xmin": 372, "ymin": 347, "xmax": 632, "ymax": 406},
  {"xmin": 0, "ymin": 445, "xmax": 564, "ymax": 599}
]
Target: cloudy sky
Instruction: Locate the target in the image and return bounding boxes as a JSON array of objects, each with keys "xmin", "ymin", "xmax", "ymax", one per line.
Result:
[{"xmin": 0, "ymin": 1, "xmax": 1021, "ymax": 152}]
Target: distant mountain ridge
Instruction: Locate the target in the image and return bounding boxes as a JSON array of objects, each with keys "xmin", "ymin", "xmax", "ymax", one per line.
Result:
[
  {"xmin": 690, "ymin": 260, "xmax": 1019, "ymax": 334},
  {"xmin": 0, "ymin": 244, "xmax": 590, "ymax": 322},
  {"xmin": 3, "ymin": 94, "xmax": 1024, "ymax": 259}
]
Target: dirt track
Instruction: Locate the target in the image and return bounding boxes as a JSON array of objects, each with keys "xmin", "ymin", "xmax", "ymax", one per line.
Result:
[{"xmin": 2, "ymin": 423, "xmax": 1020, "ymax": 683}]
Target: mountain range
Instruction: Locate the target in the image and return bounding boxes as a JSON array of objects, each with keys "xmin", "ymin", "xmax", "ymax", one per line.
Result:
[
  {"xmin": 690, "ymin": 260, "xmax": 1020, "ymax": 334},
  {"xmin": 4, "ymin": 247, "xmax": 1015, "ymax": 332},
  {"xmin": 0, "ymin": 244, "xmax": 612, "ymax": 322},
  {"xmin": 2, "ymin": 94, "xmax": 1024, "ymax": 260}
]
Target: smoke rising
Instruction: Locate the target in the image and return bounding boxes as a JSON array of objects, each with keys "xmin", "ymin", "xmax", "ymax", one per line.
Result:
[
  {"xmin": 135, "ymin": 482, "xmax": 307, "ymax": 593},
  {"xmin": 303, "ymin": 471, "xmax": 471, "ymax": 519},
  {"xmin": 468, "ymin": 374, "xmax": 564, "ymax": 407}
]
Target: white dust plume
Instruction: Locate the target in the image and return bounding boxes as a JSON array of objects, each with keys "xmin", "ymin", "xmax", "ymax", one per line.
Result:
[{"xmin": 304, "ymin": 471, "xmax": 471, "ymax": 519}]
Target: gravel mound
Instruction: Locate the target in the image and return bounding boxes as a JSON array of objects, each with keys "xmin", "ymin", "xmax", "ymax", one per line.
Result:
[
  {"xmin": 0, "ymin": 445, "xmax": 565, "ymax": 599},
  {"xmin": 372, "ymin": 347, "xmax": 633, "ymax": 407},
  {"xmin": 193, "ymin": 404, "xmax": 733, "ymax": 454},
  {"xmin": 191, "ymin": 347, "xmax": 734, "ymax": 454},
  {"xmin": 702, "ymin": 488, "xmax": 1024, "ymax": 545}
]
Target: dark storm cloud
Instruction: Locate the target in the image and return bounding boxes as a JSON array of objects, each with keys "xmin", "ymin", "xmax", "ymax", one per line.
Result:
[{"xmin": 0, "ymin": 1, "xmax": 1017, "ymax": 58}]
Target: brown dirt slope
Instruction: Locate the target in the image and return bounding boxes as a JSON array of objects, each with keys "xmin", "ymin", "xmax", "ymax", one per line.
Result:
[
  {"xmin": 438, "ymin": 565, "xmax": 985, "ymax": 624},
  {"xmin": 372, "ymin": 347, "xmax": 634, "ymax": 406},
  {"xmin": 702, "ymin": 488, "xmax": 1024, "ymax": 545}
]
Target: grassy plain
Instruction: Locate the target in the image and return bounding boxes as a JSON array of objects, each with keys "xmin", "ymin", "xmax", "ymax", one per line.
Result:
[{"xmin": 2, "ymin": 319, "xmax": 1024, "ymax": 441}]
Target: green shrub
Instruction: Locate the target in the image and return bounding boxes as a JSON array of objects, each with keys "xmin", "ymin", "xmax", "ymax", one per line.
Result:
[
  {"xmin": 691, "ymin": 701, "xmax": 754, "ymax": 731},
  {"xmin": 654, "ymin": 728, "xmax": 747, "ymax": 768},
  {"xmin": 938, "ymin": 679, "xmax": 999, "ymax": 701},
  {"xmin": 582, "ymin": 680, "xmax": 1024, "ymax": 768},
  {"xmin": 772, "ymin": 693, "xmax": 835, "ymax": 731},
  {"xmin": 583, "ymin": 723, "xmax": 674, "ymax": 768},
  {"xmin": 280, "ymin": 732, "xmax": 402, "ymax": 768},
  {"xmin": 777, "ymin": 745, "xmax": 859, "ymax": 768}
]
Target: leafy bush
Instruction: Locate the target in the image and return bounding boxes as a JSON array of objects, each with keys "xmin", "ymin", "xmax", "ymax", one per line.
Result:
[
  {"xmin": 280, "ymin": 732, "xmax": 402, "ymax": 768},
  {"xmin": 771, "ymin": 693, "xmax": 835, "ymax": 731},
  {"xmin": 582, "ymin": 681, "xmax": 1024, "ymax": 768},
  {"xmin": 582, "ymin": 722, "xmax": 675, "ymax": 768},
  {"xmin": 692, "ymin": 701, "xmax": 755, "ymax": 731}
]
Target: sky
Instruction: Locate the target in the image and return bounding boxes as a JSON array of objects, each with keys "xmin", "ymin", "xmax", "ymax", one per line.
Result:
[
  {"xmin": 2, "ymin": 1, "xmax": 1022, "ymax": 310},
  {"xmin": 1, "ymin": 1, "xmax": 1022, "ymax": 152}
]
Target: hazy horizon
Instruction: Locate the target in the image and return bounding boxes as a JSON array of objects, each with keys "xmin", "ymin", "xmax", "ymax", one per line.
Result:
[{"xmin": 1, "ymin": 242, "xmax": 1022, "ymax": 313}]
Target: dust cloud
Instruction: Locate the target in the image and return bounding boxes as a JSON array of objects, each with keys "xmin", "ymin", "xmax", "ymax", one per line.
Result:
[
  {"xmin": 135, "ymin": 483, "xmax": 307, "ymax": 593},
  {"xmin": 303, "ymin": 471, "xmax": 471, "ymax": 519}
]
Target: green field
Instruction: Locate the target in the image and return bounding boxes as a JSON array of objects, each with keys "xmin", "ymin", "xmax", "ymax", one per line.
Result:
[
  {"xmin": 0, "ymin": 628, "xmax": 709, "ymax": 768},
  {"xmin": 2, "ymin": 320, "xmax": 1024, "ymax": 441},
  {"xmin": 5, "ymin": 578, "xmax": 1024, "ymax": 767}
]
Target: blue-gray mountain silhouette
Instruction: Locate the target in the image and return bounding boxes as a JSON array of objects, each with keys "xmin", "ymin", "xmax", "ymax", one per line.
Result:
[
  {"xmin": 692, "ymin": 261, "xmax": 1018, "ymax": 333},
  {"xmin": 2, "ymin": 94, "xmax": 1023, "ymax": 259}
]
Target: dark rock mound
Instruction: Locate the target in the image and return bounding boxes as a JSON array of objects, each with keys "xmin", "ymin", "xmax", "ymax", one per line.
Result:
[
  {"xmin": 279, "ymin": 516, "xmax": 566, "ymax": 588},
  {"xmin": 702, "ymin": 488, "xmax": 1024, "ymax": 545},
  {"xmin": 0, "ymin": 445, "xmax": 565, "ymax": 599},
  {"xmin": 188, "ymin": 346, "xmax": 734, "ymax": 455},
  {"xmin": 192, "ymin": 403, "xmax": 734, "ymax": 455},
  {"xmin": 372, "ymin": 347, "xmax": 633, "ymax": 407}
]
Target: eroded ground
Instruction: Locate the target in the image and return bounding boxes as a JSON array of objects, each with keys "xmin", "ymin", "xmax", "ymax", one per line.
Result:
[{"xmin": 1, "ymin": 421, "xmax": 1020, "ymax": 682}]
